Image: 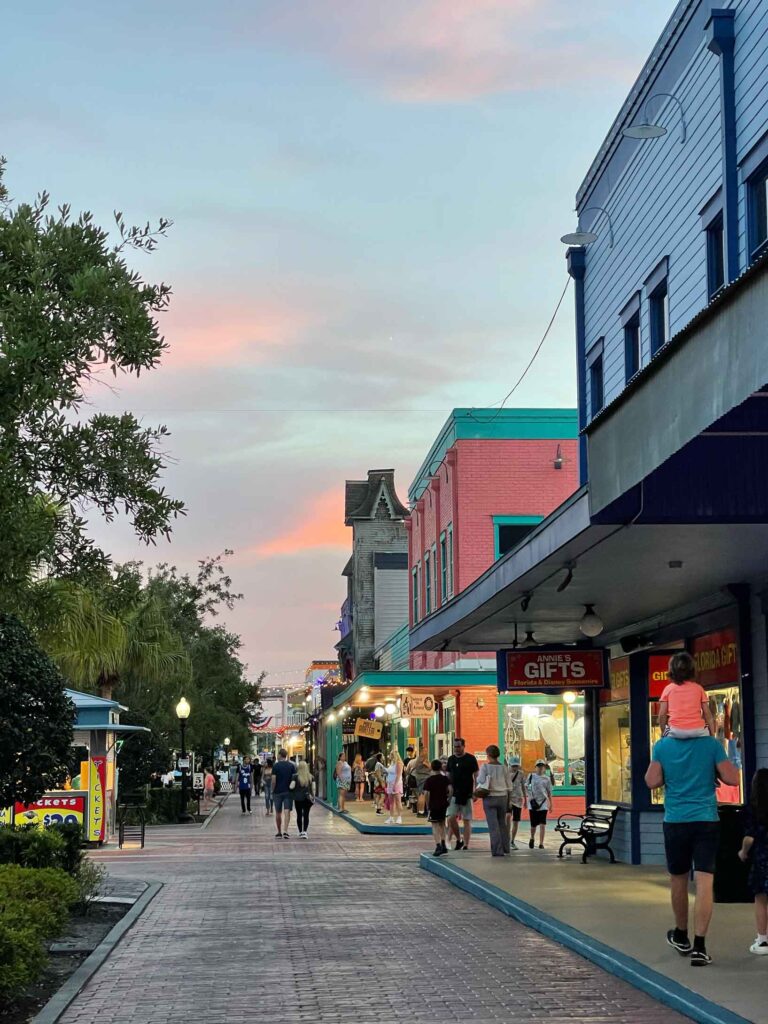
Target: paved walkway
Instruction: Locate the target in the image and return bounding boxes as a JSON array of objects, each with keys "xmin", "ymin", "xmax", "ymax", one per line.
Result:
[{"xmin": 63, "ymin": 798, "xmax": 686, "ymax": 1024}]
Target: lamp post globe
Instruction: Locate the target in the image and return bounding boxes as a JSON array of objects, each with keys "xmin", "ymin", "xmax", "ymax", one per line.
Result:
[{"xmin": 175, "ymin": 697, "xmax": 193, "ymax": 823}]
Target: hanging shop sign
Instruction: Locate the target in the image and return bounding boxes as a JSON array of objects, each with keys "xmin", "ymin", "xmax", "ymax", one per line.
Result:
[
  {"xmin": 602, "ymin": 657, "xmax": 630, "ymax": 704},
  {"xmin": 505, "ymin": 650, "xmax": 604, "ymax": 689},
  {"xmin": 354, "ymin": 719, "xmax": 383, "ymax": 739},
  {"xmin": 400, "ymin": 694, "xmax": 436, "ymax": 718}
]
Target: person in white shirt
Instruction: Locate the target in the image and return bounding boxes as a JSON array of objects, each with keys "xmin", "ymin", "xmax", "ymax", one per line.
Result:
[
  {"xmin": 476, "ymin": 745, "xmax": 511, "ymax": 857},
  {"xmin": 527, "ymin": 759, "xmax": 553, "ymax": 849}
]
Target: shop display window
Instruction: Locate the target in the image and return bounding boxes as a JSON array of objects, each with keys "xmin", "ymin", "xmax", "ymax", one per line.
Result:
[
  {"xmin": 501, "ymin": 695, "xmax": 585, "ymax": 791},
  {"xmin": 649, "ymin": 685, "xmax": 743, "ymax": 806},
  {"xmin": 599, "ymin": 704, "xmax": 631, "ymax": 804}
]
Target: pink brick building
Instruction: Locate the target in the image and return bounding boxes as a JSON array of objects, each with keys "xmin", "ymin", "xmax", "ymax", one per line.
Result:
[{"xmin": 407, "ymin": 409, "xmax": 579, "ymax": 669}]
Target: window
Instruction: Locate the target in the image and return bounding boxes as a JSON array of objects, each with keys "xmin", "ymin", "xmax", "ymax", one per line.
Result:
[
  {"xmin": 493, "ymin": 516, "xmax": 543, "ymax": 559},
  {"xmin": 600, "ymin": 704, "xmax": 631, "ymax": 804},
  {"xmin": 649, "ymin": 281, "xmax": 669, "ymax": 356},
  {"xmin": 706, "ymin": 214, "xmax": 725, "ymax": 298},
  {"xmin": 624, "ymin": 315, "xmax": 640, "ymax": 382},
  {"xmin": 411, "ymin": 566, "xmax": 419, "ymax": 623},
  {"xmin": 500, "ymin": 694, "xmax": 585, "ymax": 791},
  {"xmin": 431, "ymin": 544, "xmax": 437, "ymax": 606},
  {"xmin": 447, "ymin": 524, "xmax": 454, "ymax": 598},
  {"xmin": 748, "ymin": 160, "xmax": 768, "ymax": 259},
  {"xmin": 590, "ymin": 355, "xmax": 603, "ymax": 417},
  {"xmin": 424, "ymin": 551, "xmax": 432, "ymax": 614},
  {"xmin": 440, "ymin": 533, "xmax": 447, "ymax": 602}
]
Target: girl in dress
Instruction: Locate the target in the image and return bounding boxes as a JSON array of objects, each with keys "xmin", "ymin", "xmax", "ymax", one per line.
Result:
[
  {"xmin": 385, "ymin": 751, "xmax": 403, "ymax": 824},
  {"xmin": 334, "ymin": 752, "xmax": 352, "ymax": 812},
  {"xmin": 739, "ymin": 768, "xmax": 768, "ymax": 955},
  {"xmin": 352, "ymin": 753, "xmax": 367, "ymax": 804}
]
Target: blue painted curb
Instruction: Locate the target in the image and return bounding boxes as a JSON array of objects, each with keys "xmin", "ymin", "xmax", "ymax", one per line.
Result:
[
  {"xmin": 420, "ymin": 855, "xmax": 751, "ymax": 1024},
  {"xmin": 318, "ymin": 798, "xmax": 489, "ymax": 835}
]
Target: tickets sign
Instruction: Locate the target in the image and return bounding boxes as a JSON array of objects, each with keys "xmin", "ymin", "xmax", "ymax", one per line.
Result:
[
  {"xmin": 505, "ymin": 650, "xmax": 604, "ymax": 689},
  {"xmin": 0, "ymin": 795, "xmax": 86, "ymax": 829},
  {"xmin": 88, "ymin": 757, "xmax": 107, "ymax": 843},
  {"xmin": 354, "ymin": 719, "xmax": 383, "ymax": 739},
  {"xmin": 400, "ymin": 694, "xmax": 436, "ymax": 718}
]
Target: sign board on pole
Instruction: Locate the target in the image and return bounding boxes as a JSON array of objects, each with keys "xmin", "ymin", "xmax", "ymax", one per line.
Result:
[
  {"xmin": 400, "ymin": 694, "xmax": 436, "ymax": 718},
  {"xmin": 177, "ymin": 756, "xmax": 190, "ymax": 770},
  {"xmin": 505, "ymin": 650, "xmax": 605, "ymax": 689},
  {"xmin": 192, "ymin": 772, "xmax": 204, "ymax": 791},
  {"xmin": 354, "ymin": 719, "xmax": 383, "ymax": 740}
]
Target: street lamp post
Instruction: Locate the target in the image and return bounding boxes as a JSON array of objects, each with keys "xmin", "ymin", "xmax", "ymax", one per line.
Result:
[
  {"xmin": 175, "ymin": 698, "xmax": 193, "ymax": 823},
  {"xmin": 223, "ymin": 736, "xmax": 231, "ymax": 763}
]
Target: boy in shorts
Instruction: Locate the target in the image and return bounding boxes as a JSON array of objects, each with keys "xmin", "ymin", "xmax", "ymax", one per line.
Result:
[{"xmin": 423, "ymin": 759, "xmax": 451, "ymax": 857}]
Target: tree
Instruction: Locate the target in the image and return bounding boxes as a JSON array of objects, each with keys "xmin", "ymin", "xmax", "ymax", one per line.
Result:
[
  {"xmin": 0, "ymin": 614, "xmax": 75, "ymax": 807},
  {"xmin": 0, "ymin": 157, "xmax": 185, "ymax": 608}
]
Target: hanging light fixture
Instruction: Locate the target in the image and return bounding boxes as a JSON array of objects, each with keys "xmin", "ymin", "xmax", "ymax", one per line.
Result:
[
  {"xmin": 561, "ymin": 205, "xmax": 615, "ymax": 247},
  {"xmin": 373, "ymin": 706, "xmax": 385, "ymax": 718},
  {"xmin": 520, "ymin": 630, "xmax": 537, "ymax": 648},
  {"xmin": 579, "ymin": 604, "xmax": 604, "ymax": 637},
  {"xmin": 622, "ymin": 92, "xmax": 687, "ymax": 143},
  {"xmin": 562, "ymin": 690, "xmax": 578, "ymax": 705},
  {"xmin": 327, "ymin": 712, "xmax": 336, "ymax": 723},
  {"xmin": 400, "ymin": 718, "xmax": 411, "ymax": 729},
  {"xmin": 384, "ymin": 702, "xmax": 397, "ymax": 715}
]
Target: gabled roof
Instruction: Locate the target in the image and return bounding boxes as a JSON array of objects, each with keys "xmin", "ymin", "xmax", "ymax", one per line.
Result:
[
  {"xmin": 344, "ymin": 469, "xmax": 409, "ymax": 524},
  {"xmin": 65, "ymin": 688, "xmax": 126, "ymax": 711}
]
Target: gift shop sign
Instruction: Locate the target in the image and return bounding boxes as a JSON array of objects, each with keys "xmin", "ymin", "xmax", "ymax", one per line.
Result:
[
  {"xmin": 505, "ymin": 650, "xmax": 604, "ymax": 689},
  {"xmin": 354, "ymin": 718, "xmax": 383, "ymax": 739}
]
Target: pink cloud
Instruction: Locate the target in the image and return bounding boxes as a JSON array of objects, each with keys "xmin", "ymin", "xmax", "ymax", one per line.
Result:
[
  {"xmin": 247, "ymin": 489, "xmax": 349, "ymax": 558},
  {"xmin": 253, "ymin": 1, "xmax": 637, "ymax": 103},
  {"xmin": 160, "ymin": 293, "xmax": 324, "ymax": 369}
]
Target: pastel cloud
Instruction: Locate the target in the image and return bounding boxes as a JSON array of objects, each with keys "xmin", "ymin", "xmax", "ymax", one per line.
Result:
[
  {"xmin": 248, "ymin": 489, "xmax": 349, "ymax": 558},
  {"xmin": 252, "ymin": 0, "xmax": 638, "ymax": 103}
]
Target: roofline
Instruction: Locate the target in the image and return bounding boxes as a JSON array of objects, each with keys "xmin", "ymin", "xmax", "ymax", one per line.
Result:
[
  {"xmin": 575, "ymin": 0, "xmax": 699, "ymax": 209},
  {"xmin": 330, "ymin": 669, "xmax": 497, "ymax": 709},
  {"xmin": 408, "ymin": 408, "xmax": 579, "ymax": 504}
]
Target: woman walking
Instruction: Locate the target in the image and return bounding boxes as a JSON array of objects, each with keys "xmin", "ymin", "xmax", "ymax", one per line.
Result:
[
  {"xmin": 352, "ymin": 753, "xmax": 367, "ymax": 803},
  {"xmin": 527, "ymin": 759, "xmax": 553, "ymax": 849},
  {"xmin": 506, "ymin": 755, "xmax": 526, "ymax": 850},
  {"xmin": 476, "ymin": 745, "xmax": 510, "ymax": 857},
  {"xmin": 293, "ymin": 758, "xmax": 315, "ymax": 838},
  {"xmin": 372, "ymin": 754, "xmax": 388, "ymax": 814},
  {"xmin": 385, "ymin": 751, "xmax": 404, "ymax": 824},
  {"xmin": 411, "ymin": 750, "xmax": 433, "ymax": 817},
  {"xmin": 739, "ymin": 768, "xmax": 768, "ymax": 954},
  {"xmin": 334, "ymin": 752, "xmax": 352, "ymax": 812},
  {"xmin": 263, "ymin": 758, "xmax": 274, "ymax": 816}
]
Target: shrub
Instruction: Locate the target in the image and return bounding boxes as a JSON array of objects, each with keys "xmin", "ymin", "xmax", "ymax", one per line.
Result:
[
  {"xmin": 73, "ymin": 860, "xmax": 107, "ymax": 912},
  {"xmin": 147, "ymin": 788, "xmax": 182, "ymax": 823},
  {"xmin": 0, "ymin": 921, "xmax": 45, "ymax": 999},
  {"xmin": 0, "ymin": 865, "xmax": 79, "ymax": 925},
  {"xmin": 0, "ymin": 822, "xmax": 84, "ymax": 873}
]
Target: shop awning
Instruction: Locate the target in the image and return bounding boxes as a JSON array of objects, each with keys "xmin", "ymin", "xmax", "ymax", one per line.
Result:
[
  {"xmin": 73, "ymin": 724, "xmax": 150, "ymax": 734},
  {"xmin": 410, "ymin": 488, "xmax": 768, "ymax": 651},
  {"xmin": 330, "ymin": 669, "xmax": 497, "ymax": 711}
]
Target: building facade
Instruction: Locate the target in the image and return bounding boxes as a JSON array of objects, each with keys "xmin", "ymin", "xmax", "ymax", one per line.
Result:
[{"xmin": 412, "ymin": 0, "xmax": 768, "ymax": 865}]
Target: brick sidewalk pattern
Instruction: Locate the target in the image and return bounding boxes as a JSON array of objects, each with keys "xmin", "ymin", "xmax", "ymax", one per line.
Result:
[{"xmin": 61, "ymin": 798, "xmax": 687, "ymax": 1024}]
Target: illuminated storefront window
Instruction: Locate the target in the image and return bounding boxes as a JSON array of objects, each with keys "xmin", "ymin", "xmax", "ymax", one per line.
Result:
[
  {"xmin": 600, "ymin": 657, "xmax": 631, "ymax": 804},
  {"xmin": 500, "ymin": 694, "xmax": 585, "ymax": 791}
]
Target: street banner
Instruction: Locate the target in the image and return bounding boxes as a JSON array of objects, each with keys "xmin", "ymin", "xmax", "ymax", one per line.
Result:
[
  {"xmin": 400, "ymin": 694, "xmax": 436, "ymax": 718},
  {"xmin": 505, "ymin": 650, "xmax": 605, "ymax": 689},
  {"xmin": 354, "ymin": 719, "xmax": 383, "ymax": 739},
  {"xmin": 0, "ymin": 795, "xmax": 86, "ymax": 829},
  {"xmin": 88, "ymin": 757, "xmax": 107, "ymax": 843}
]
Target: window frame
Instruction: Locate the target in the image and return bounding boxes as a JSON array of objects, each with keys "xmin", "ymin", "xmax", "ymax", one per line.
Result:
[
  {"xmin": 411, "ymin": 565, "xmax": 420, "ymax": 623},
  {"xmin": 447, "ymin": 524, "xmax": 454, "ymax": 598},
  {"xmin": 705, "ymin": 213, "xmax": 725, "ymax": 299},
  {"xmin": 645, "ymin": 257, "xmax": 669, "ymax": 357},
  {"xmin": 587, "ymin": 339, "xmax": 604, "ymax": 420},
  {"xmin": 424, "ymin": 550, "xmax": 432, "ymax": 615},
  {"xmin": 439, "ymin": 532, "xmax": 447, "ymax": 602},
  {"xmin": 492, "ymin": 515, "xmax": 544, "ymax": 560},
  {"xmin": 623, "ymin": 315, "xmax": 640, "ymax": 382},
  {"xmin": 740, "ymin": 132, "xmax": 768, "ymax": 263}
]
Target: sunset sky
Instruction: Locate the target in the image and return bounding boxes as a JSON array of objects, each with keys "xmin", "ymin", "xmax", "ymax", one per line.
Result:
[{"xmin": 3, "ymin": 1, "xmax": 675, "ymax": 683}]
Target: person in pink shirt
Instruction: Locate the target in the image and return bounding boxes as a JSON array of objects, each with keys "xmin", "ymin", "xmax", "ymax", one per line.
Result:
[{"xmin": 658, "ymin": 652, "xmax": 716, "ymax": 738}]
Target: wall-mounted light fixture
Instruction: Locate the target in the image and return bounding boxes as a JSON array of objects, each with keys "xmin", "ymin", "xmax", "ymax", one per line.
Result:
[
  {"xmin": 553, "ymin": 444, "xmax": 564, "ymax": 470},
  {"xmin": 579, "ymin": 604, "xmax": 604, "ymax": 638},
  {"xmin": 561, "ymin": 205, "xmax": 615, "ymax": 248},
  {"xmin": 622, "ymin": 92, "xmax": 687, "ymax": 143}
]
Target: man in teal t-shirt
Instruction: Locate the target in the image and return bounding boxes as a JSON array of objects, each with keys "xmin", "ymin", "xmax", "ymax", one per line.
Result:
[{"xmin": 646, "ymin": 735, "xmax": 740, "ymax": 966}]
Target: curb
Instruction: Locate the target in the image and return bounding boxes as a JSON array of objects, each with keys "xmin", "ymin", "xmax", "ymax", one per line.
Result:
[
  {"xmin": 317, "ymin": 798, "xmax": 489, "ymax": 835},
  {"xmin": 200, "ymin": 796, "xmax": 226, "ymax": 831},
  {"xmin": 420, "ymin": 855, "xmax": 750, "ymax": 1024},
  {"xmin": 31, "ymin": 882, "xmax": 163, "ymax": 1024}
]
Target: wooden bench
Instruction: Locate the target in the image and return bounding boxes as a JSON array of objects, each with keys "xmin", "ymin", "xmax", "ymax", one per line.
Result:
[{"xmin": 554, "ymin": 803, "xmax": 620, "ymax": 864}]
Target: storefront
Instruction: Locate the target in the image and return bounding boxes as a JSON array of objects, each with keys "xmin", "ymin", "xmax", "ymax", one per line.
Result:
[{"xmin": 1, "ymin": 688, "xmax": 148, "ymax": 844}]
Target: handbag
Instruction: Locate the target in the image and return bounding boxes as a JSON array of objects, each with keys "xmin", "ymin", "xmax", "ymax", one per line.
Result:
[{"xmin": 473, "ymin": 765, "xmax": 492, "ymax": 799}]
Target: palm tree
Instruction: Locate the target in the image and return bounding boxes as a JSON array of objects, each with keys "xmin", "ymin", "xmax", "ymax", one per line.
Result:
[{"xmin": 35, "ymin": 579, "xmax": 190, "ymax": 702}]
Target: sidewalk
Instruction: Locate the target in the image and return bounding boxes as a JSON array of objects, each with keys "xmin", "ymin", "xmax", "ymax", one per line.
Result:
[
  {"xmin": 319, "ymin": 796, "xmax": 488, "ymax": 835},
  {"xmin": 421, "ymin": 846, "xmax": 762, "ymax": 1024}
]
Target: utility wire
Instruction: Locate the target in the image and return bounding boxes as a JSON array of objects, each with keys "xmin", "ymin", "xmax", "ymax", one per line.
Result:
[{"xmin": 467, "ymin": 276, "xmax": 571, "ymax": 424}]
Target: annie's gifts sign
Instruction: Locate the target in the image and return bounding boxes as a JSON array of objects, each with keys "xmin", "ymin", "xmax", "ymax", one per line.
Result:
[{"xmin": 505, "ymin": 649, "xmax": 604, "ymax": 690}]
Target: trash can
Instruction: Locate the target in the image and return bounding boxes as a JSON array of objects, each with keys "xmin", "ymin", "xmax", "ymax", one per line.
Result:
[{"xmin": 714, "ymin": 804, "xmax": 751, "ymax": 903}]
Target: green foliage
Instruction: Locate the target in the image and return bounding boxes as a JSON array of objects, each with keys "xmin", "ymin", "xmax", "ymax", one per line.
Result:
[
  {"xmin": 0, "ymin": 158, "xmax": 184, "ymax": 606},
  {"xmin": 146, "ymin": 788, "xmax": 183, "ymax": 823},
  {"xmin": 72, "ymin": 859, "xmax": 107, "ymax": 911},
  {"xmin": 0, "ymin": 614, "xmax": 75, "ymax": 807},
  {"xmin": 0, "ymin": 864, "xmax": 79, "ymax": 999},
  {"xmin": 0, "ymin": 823, "xmax": 83, "ymax": 874}
]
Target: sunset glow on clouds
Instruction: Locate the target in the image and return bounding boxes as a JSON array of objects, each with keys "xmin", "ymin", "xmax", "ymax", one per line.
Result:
[{"xmin": 3, "ymin": 0, "xmax": 676, "ymax": 674}]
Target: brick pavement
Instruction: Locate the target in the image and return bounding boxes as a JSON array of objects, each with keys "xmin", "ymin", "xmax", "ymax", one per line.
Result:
[{"xmin": 62, "ymin": 798, "xmax": 688, "ymax": 1024}]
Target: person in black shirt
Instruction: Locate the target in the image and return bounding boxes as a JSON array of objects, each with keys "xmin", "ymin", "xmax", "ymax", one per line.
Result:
[
  {"xmin": 446, "ymin": 738, "xmax": 479, "ymax": 851},
  {"xmin": 237, "ymin": 757, "xmax": 254, "ymax": 814},
  {"xmin": 423, "ymin": 760, "xmax": 451, "ymax": 856},
  {"xmin": 251, "ymin": 758, "xmax": 262, "ymax": 796}
]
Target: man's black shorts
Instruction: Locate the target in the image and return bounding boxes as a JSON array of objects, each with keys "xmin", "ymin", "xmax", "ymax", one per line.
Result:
[
  {"xmin": 508, "ymin": 805, "xmax": 522, "ymax": 822},
  {"xmin": 663, "ymin": 820, "xmax": 720, "ymax": 875},
  {"xmin": 529, "ymin": 809, "xmax": 547, "ymax": 828},
  {"xmin": 428, "ymin": 808, "xmax": 447, "ymax": 823}
]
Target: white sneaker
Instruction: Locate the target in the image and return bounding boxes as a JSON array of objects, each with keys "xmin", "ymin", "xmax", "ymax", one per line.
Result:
[
  {"xmin": 395, "ymin": 815, "xmax": 402, "ymax": 824},
  {"xmin": 385, "ymin": 816, "xmax": 393, "ymax": 824},
  {"xmin": 750, "ymin": 938, "xmax": 768, "ymax": 955},
  {"xmin": 300, "ymin": 831, "xmax": 307, "ymax": 838}
]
